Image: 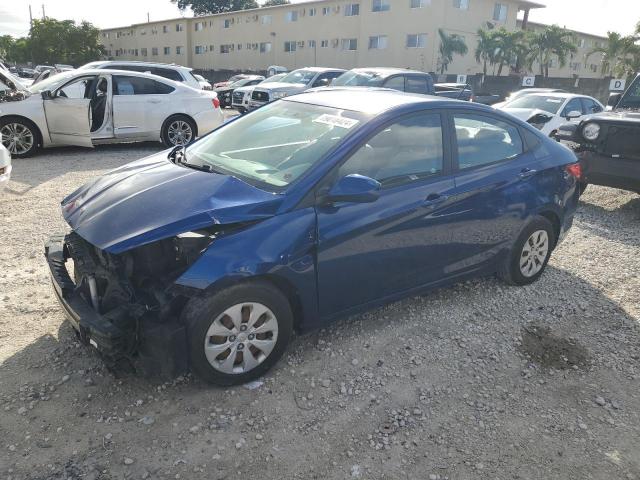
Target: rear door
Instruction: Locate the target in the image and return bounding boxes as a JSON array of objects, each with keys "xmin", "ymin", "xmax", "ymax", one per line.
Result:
[
  {"xmin": 443, "ymin": 111, "xmax": 540, "ymax": 274},
  {"xmin": 112, "ymin": 75, "xmax": 176, "ymax": 138},
  {"xmin": 44, "ymin": 75, "xmax": 96, "ymax": 147}
]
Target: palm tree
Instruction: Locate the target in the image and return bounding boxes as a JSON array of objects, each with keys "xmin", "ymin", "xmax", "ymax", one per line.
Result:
[
  {"xmin": 493, "ymin": 29, "xmax": 526, "ymax": 76},
  {"xmin": 438, "ymin": 29, "xmax": 468, "ymax": 74},
  {"xmin": 475, "ymin": 28, "xmax": 498, "ymax": 76},
  {"xmin": 526, "ymin": 25, "xmax": 577, "ymax": 77},
  {"xmin": 588, "ymin": 31, "xmax": 637, "ymax": 77}
]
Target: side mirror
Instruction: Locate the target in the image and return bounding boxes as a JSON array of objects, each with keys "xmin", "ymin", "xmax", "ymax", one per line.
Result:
[
  {"xmin": 324, "ymin": 174, "xmax": 381, "ymax": 204},
  {"xmin": 607, "ymin": 92, "xmax": 622, "ymax": 109},
  {"xmin": 565, "ymin": 110, "xmax": 582, "ymax": 120},
  {"xmin": 314, "ymin": 78, "xmax": 331, "ymax": 88},
  {"xmin": 40, "ymin": 90, "xmax": 53, "ymax": 100}
]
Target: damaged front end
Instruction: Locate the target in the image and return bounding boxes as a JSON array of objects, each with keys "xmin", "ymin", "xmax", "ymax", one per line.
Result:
[{"xmin": 46, "ymin": 229, "xmax": 216, "ymax": 377}]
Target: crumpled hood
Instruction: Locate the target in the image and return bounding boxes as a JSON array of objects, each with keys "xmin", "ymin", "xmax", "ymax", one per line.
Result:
[
  {"xmin": 61, "ymin": 150, "xmax": 282, "ymax": 254},
  {"xmin": 256, "ymin": 82, "xmax": 306, "ymax": 94},
  {"xmin": 501, "ymin": 107, "xmax": 551, "ymax": 122}
]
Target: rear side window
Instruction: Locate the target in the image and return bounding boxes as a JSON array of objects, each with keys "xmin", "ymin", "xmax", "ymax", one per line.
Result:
[
  {"xmin": 151, "ymin": 68, "xmax": 183, "ymax": 82},
  {"xmin": 339, "ymin": 112, "xmax": 444, "ymax": 187},
  {"xmin": 113, "ymin": 75, "xmax": 175, "ymax": 95},
  {"xmin": 383, "ymin": 76, "xmax": 405, "ymax": 91},
  {"xmin": 406, "ymin": 76, "xmax": 429, "ymax": 94},
  {"xmin": 454, "ymin": 114, "xmax": 523, "ymax": 170},
  {"xmin": 581, "ymin": 97, "xmax": 603, "ymax": 114}
]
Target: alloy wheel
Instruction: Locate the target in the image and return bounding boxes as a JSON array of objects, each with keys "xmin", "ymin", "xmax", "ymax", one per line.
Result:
[
  {"xmin": 167, "ymin": 120, "xmax": 193, "ymax": 146},
  {"xmin": 519, "ymin": 230, "xmax": 549, "ymax": 278},
  {"xmin": 1, "ymin": 122, "xmax": 34, "ymax": 155},
  {"xmin": 204, "ymin": 302, "xmax": 279, "ymax": 375}
]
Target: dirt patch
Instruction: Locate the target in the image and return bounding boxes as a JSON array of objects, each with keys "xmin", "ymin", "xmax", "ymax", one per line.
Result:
[{"xmin": 520, "ymin": 324, "xmax": 590, "ymax": 369}]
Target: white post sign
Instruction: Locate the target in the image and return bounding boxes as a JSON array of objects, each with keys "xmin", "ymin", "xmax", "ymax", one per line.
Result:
[
  {"xmin": 610, "ymin": 79, "xmax": 626, "ymax": 91},
  {"xmin": 522, "ymin": 76, "xmax": 536, "ymax": 87},
  {"xmin": 456, "ymin": 74, "xmax": 467, "ymax": 84}
]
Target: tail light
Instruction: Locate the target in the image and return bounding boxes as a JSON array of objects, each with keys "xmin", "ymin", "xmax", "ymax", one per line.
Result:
[
  {"xmin": 212, "ymin": 97, "xmax": 220, "ymax": 109},
  {"xmin": 565, "ymin": 162, "xmax": 582, "ymax": 179}
]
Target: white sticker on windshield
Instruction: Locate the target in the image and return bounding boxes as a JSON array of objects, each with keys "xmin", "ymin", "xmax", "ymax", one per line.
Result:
[{"xmin": 313, "ymin": 114, "xmax": 359, "ymax": 129}]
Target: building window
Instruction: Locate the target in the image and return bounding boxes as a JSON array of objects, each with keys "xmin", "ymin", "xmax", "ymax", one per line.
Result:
[
  {"xmin": 141, "ymin": 48, "xmax": 148, "ymax": 56},
  {"xmin": 309, "ymin": 7, "xmax": 316, "ymax": 16},
  {"xmin": 176, "ymin": 23, "xmax": 184, "ymax": 32},
  {"xmin": 344, "ymin": 4, "xmax": 360, "ymax": 16},
  {"xmin": 411, "ymin": 0, "xmax": 431, "ymax": 6},
  {"xmin": 224, "ymin": 19, "xmax": 232, "ymax": 28},
  {"xmin": 308, "ymin": 40, "xmax": 317, "ymax": 48},
  {"xmin": 493, "ymin": 3, "xmax": 507, "ymax": 21},
  {"xmin": 321, "ymin": 40, "xmax": 329, "ymax": 47},
  {"xmin": 578, "ymin": 38, "xmax": 586, "ymax": 48},
  {"xmin": 372, "ymin": 0, "xmax": 390, "ymax": 12},
  {"xmin": 286, "ymin": 11, "xmax": 298, "ymax": 22},
  {"xmin": 176, "ymin": 46, "xmax": 183, "ymax": 54},
  {"xmin": 341, "ymin": 38, "xmax": 358, "ymax": 50},
  {"xmin": 195, "ymin": 22, "xmax": 204, "ymax": 31},
  {"xmin": 261, "ymin": 15, "xmax": 272, "ymax": 24},
  {"xmin": 237, "ymin": 43, "xmax": 243, "ymax": 51},
  {"xmin": 322, "ymin": 7, "xmax": 330, "ymax": 15},
  {"xmin": 369, "ymin": 35, "xmax": 388, "ymax": 49},
  {"xmin": 453, "ymin": 0, "xmax": 469, "ymax": 10},
  {"xmin": 209, "ymin": 44, "xmax": 215, "ymax": 51},
  {"xmin": 162, "ymin": 25, "xmax": 168, "ymax": 33},
  {"xmin": 152, "ymin": 47, "xmax": 158, "ymax": 56},
  {"xmin": 195, "ymin": 45, "xmax": 205, "ymax": 54},
  {"xmin": 260, "ymin": 42, "xmax": 272, "ymax": 53},
  {"xmin": 284, "ymin": 41, "xmax": 297, "ymax": 53},
  {"xmin": 406, "ymin": 33, "xmax": 428, "ymax": 48},
  {"xmin": 140, "ymin": 28, "xmax": 146, "ymax": 36},
  {"xmin": 163, "ymin": 46, "xmax": 170, "ymax": 55},
  {"xmin": 220, "ymin": 44, "xmax": 233, "ymax": 54}
]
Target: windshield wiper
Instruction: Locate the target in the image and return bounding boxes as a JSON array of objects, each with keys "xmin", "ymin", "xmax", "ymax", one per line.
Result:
[{"xmin": 168, "ymin": 146, "xmax": 213, "ymax": 173}]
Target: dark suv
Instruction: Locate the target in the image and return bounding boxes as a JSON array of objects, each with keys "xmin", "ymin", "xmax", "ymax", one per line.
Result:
[{"xmin": 556, "ymin": 74, "xmax": 640, "ymax": 193}]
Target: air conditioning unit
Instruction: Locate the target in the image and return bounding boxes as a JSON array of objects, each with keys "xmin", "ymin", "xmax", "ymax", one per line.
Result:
[{"xmin": 298, "ymin": 41, "xmax": 305, "ymax": 48}]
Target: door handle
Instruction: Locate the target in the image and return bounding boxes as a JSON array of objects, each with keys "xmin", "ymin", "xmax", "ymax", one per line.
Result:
[
  {"xmin": 147, "ymin": 99, "xmax": 161, "ymax": 104},
  {"xmin": 423, "ymin": 193, "xmax": 449, "ymax": 206},
  {"xmin": 518, "ymin": 168, "xmax": 537, "ymax": 179}
]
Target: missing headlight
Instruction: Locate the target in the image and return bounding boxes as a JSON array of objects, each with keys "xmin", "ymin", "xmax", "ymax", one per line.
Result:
[
  {"xmin": 173, "ymin": 231, "xmax": 214, "ymax": 265},
  {"xmin": 527, "ymin": 113, "xmax": 553, "ymax": 130}
]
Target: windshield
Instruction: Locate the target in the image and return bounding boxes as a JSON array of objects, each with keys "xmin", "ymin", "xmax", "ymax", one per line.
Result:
[
  {"xmin": 332, "ymin": 71, "xmax": 385, "ymax": 87},
  {"xmin": 185, "ymin": 100, "xmax": 366, "ymax": 189},
  {"xmin": 231, "ymin": 78, "xmax": 256, "ymax": 87},
  {"xmin": 619, "ymin": 78, "xmax": 640, "ymax": 109},
  {"xmin": 504, "ymin": 95, "xmax": 564, "ymax": 114},
  {"xmin": 28, "ymin": 71, "xmax": 77, "ymax": 92},
  {"xmin": 279, "ymin": 69, "xmax": 316, "ymax": 85}
]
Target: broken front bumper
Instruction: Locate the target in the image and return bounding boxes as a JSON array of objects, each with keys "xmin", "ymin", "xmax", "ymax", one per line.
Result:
[{"xmin": 44, "ymin": 234, "xmax": 128, "ymax": 357}]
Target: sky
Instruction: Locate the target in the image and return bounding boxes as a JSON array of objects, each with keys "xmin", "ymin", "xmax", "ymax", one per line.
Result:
[{"xmin": 0, "ymin": 0, "xmax": 638, "ymax": 39}]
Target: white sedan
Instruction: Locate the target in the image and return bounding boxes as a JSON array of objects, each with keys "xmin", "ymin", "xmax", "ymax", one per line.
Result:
[
  {"xmin": 497, "ymin": 92, "xmax": 604, "ymax": 137},
  {"xmin": 0, "ymin": 144, "xmax": 11, "ymax": 189},
  {"xmin": 0, "ymin": 68, "xmax": 223, "ymax": 157}
]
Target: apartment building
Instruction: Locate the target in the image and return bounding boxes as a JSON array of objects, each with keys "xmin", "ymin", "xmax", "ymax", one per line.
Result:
[
  {"xmin": 101, "ymin": 0, "xmax": 549, "ymax": 76},
  {"xmin": 518, "ymin": 20, "xmax": 608, "ymax": 79}
]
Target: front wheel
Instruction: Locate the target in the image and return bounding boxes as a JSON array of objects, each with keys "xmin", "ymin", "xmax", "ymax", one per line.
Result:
[
  {"xmin": 0, "ymin": 117, "xmax": 40, "ymax": 158},
  {"xmin": 161, "ymin": 115, "xmax": 197, "ymax": 147},
  {"xmin": 182, "ymin": 281, "xmax": 293, "ymax": 386},
  {"xmin": 498, "ymin": 216, "xmax": 556, "ymax": 286}
]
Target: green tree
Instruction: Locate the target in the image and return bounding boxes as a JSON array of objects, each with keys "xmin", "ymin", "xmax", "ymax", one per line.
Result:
[
  {"xmin": 262, "ymin": 0, "xmax": 290, "ymax": 5},
  {"xmin": 172, "ymin": 0, "xmax": 259, "ymax": 15},
  {"xmin": 588, "ymin": 31, "xmax": 637, "ymax": 77},
  {"xmin": 475, "ymin": 28, "xmax": 499, "ymax": 76},
  {"xmin": 26, "ymin": 18, "xmax": 104, "ymax": 65},
  {"xmin": 493, "ymin": 29, "xmax": 526, "ymax": 76},
  {"xmin": 525, "ymin": 25, "xmax": 577, "ymax": 77},
  {"xmin": 437, "ymin": 29, "xmax": 468, "ymax": 74}
]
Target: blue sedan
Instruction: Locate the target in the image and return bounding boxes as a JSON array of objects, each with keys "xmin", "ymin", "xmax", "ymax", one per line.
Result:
[{"xmin": 46, "ymin": 89, "xmax": 581, "ymax": 385}]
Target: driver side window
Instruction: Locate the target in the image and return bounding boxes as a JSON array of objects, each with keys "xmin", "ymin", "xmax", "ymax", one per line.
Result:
[
  {"xmin": 561, "ymin": 98, "xmax": 583, "ymax": 117},
  {"xmin": 57, "ymin": 77, "xmax": 96, "ymax": 99},
  {"xmin": 338, "ymin": 113, "xmax": 444, "ymax": 188}
]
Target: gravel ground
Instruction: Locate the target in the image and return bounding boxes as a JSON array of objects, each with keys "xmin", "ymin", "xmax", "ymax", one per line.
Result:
[{"xmin": 0, "ymin": 140, "xmax": 639, "ymax": 480}]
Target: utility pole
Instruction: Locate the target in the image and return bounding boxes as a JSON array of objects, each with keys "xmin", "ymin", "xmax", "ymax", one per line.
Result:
[
  {"xmin": 147, "ymin": 12, "xmax": 150, "ymax": 23},
  {"xmin": 28, "ymin": 5, "xmax": 33, "ymax": 26},
  {"xmin": 42, "ymin": 4, "xmax": 45, "ymax": 19}
]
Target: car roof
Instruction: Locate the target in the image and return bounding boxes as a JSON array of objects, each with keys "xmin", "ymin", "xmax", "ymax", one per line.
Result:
[
  {"xmin": 58, "ymin": 68, "xmax": 187, "ymax": 85},
  {"xmin": 520, "ymin": 92, "xmax": 587, "ymax": 99},
  {"xmin": 348, "ymin": 67, "xmax": 426, "ymax": 76},
  {"xmin": 86, "ymin": 60, "xmax": 192, "ymax": 71},
  {"xmin": 285, "ymin": 88, "xmax": 479, "ymax": 115},
  {"xmin": 292, "ymin": 67, "xmax": 346, "ymax": 72}
]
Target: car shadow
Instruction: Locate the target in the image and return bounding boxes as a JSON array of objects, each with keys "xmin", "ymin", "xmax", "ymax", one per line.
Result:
[
  {"xmin": 2, "ymin": 142, "xmax": 166, "ymax": 196},
  {"xmin": 575, "ymin": 190, "xmax": 640, "ymax": 248}
]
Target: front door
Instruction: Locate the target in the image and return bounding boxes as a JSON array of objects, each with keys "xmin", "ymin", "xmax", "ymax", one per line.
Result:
[
  {"xmin": 44, "ymin": 75, "xmax": 96, "ymax": 148},
  {"xmin": 316, "ymin": 111, "xmax": 456, "ymax": 317}
]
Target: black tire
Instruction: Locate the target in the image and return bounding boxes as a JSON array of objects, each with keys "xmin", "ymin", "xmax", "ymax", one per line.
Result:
[
  {"xmin": 182, "ymin": 281, "xmax": 293, "ymax": 386},
  {"xmin": 161, "ymin": 115, "xmax": 197, "ymax": 148},
  {"xmin": 0, "ymin": 116, "xmax": 41, "ymax": 158},
  {"xmin": 498, "ymin": 216, "xmax": 556, "ymax": 286}
]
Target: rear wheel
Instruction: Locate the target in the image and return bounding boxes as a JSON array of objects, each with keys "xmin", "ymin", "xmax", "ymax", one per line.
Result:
[
  {"xmin": 0, "ymin": 117, "xmax": 40, "ymax": 157},
  {"xmin": 161, "ymin": 115, "xmax": 197, "ymax": 147},
  {"xmin": 498, "ymin": 216, "xmax": 555, "ymax": 286},
  {"xmin": 183, "ymin": 281, "xmax": 293, "ymax": 385}
]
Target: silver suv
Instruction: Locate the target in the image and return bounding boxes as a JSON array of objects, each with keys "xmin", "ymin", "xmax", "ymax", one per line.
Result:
[
  {"xmin": 79, "ymin": 61, "xmax": 202, "ymax": 90},
  {"xmin": 249, "ymin": 67, "xmax": 345, "ymax": 110}
]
